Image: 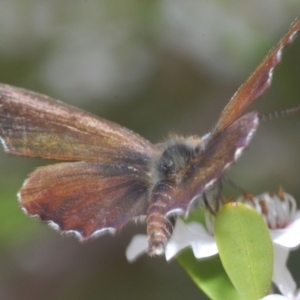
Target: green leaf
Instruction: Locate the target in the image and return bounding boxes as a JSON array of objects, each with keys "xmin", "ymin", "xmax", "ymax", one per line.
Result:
[
  {"xmin": 214, "ymin": 202, "xmax": 273, "ymax": 300},
  {"xmin": 177, "ymin": 250, "xmax": 242, "ymax": 300}
]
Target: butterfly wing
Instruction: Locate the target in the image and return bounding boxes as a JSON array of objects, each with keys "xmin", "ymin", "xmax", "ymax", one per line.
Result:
[
  {"xmin": 163, "ymin": 112, "xmax": 259, "ymax": 216},
  {"xmin": 0, "ymin": 84, "xmax": 154, "ymax": 238},
  {"xmin": 215, "ymin": 16, "xmax": 300, "ymax": 133},
  {"xmin": 19, "ymin": 161, "xmax": 151, "ymax": 239},
  {"xmin": 0, "ymin": 84, "xmax": 154, "ymax": 163}
]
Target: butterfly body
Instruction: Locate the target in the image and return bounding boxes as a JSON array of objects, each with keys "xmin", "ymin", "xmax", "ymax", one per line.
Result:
[{"xmin": 0, "ymin": 16, "xmax": 300, "ymax": 256}]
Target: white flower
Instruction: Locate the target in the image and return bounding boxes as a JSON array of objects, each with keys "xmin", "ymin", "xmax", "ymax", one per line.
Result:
[
  {"xmin": 260, "ymin": 291, "xmax": 300, "ymax": 300},
  {"xmin": 240, "ymin": 190, "xmax": 300, "ymax": 300},
  {"xmin": 165, "ymin": 218, "xmax": 218, "ymax": 261},
  {"xmin": 126, "ymin": 189, "xmax": 300, "ymax": 300},
  {"xmin": 126, "ymin": 234, "xmax": 148, "ymax": 262},
  {"xmin": 272, "ymin": 244, "xmax": 296, "ymax": 300},
  {"xmin": 126, "ymin": 215, "xmax": 217, "ymax": 262}
]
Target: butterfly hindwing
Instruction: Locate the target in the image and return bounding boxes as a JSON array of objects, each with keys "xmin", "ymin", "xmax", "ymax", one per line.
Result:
[
  {"xmin": 163, "ymin": 112, "xmax": 259, "ymax": 216},
  {"xmin": 19, "ymin": 161, "xmax": 151, "ymax": 239}
]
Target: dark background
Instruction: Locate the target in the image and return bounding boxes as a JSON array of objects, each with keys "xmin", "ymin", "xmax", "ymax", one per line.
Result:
[{"xmin": 0, "ymin": 1, "xmax": 300, "ymax": 299}]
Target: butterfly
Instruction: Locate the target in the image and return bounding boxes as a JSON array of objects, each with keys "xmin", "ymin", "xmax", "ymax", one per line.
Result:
[{"xmin": 0, "ymin": 17, "xmax": 299, "ymax": 256}]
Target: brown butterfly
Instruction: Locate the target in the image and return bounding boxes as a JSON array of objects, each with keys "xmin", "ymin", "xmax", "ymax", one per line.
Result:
[{"xmin": 0, "ymin": 17, "xmax": 299, "ymax": 256}]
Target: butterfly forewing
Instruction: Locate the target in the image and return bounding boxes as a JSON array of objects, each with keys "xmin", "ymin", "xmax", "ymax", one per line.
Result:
[
  {"xmin": 19, "ymin": 161, "xmax": 150, "ymax": 238},
  {"xmin": 214, "ymin": 16, "xmax": 300, "ymax": 133},
  {"xmin": 0, "ymin": 84, "xmax": 155, "ymax": 163}
]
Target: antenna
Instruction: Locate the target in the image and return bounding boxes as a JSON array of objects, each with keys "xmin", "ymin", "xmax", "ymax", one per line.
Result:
[{"xmin": 259, "ymin": 106, "xmax": 300, "ymax": 122}]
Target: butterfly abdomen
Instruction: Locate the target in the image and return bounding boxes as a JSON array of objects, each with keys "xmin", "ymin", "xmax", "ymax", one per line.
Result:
[{"xmin": 147, "ymin": 181, "xmax": 176, "ymax": 256}]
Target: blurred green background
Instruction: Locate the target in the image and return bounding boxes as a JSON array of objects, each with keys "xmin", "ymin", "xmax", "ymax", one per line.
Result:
[{"xmin": 0, "ymin": 1, "xmax": 300, "ymax": 299}]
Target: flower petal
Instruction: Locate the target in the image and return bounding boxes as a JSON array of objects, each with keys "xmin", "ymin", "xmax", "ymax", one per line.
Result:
[
  {"xmin": 271, "ymin": 211, "xmax": 300, "ymax": 248},
  {"xmin": 165, "ymin": 219, "xmax": 217, "ymax": 261},
  {"xmin": 272, "ymin": 244, "xmax": 297, "ymax": 299},
  {"xmin": 126, "ymin": 234, "xmax": 148, "ymax": 262}
]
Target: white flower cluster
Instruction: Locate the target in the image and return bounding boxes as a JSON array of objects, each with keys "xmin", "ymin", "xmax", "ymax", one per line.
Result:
[{"xmin": 126, "ymin": 190, "xmax": 300, "ymax": 299}]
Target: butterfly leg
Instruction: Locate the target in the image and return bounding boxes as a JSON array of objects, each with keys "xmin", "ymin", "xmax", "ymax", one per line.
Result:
[
  {"xmin": 203, "ymin": 192, "xmax": 216, "ymax": 215},
  {"xmin": 203, "ymin": 180, "xmax": 223, "ymax": 215}
]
